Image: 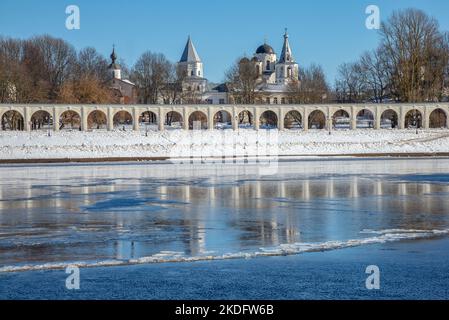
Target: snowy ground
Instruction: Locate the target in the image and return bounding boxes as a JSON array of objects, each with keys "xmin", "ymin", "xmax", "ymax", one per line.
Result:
[{"xmin": 0, "ymin": 128, "xmax": 449, "ymax": 160}]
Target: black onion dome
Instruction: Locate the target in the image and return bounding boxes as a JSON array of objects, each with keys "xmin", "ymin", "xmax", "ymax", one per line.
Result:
[{"xmin": 256, "ymin": 44, "xmax": 275, "ymax": 54}]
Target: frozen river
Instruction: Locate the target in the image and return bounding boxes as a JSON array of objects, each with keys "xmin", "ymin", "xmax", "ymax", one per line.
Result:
[{"xmin": 1, "ymin": 158, "xmax": 449, "ymax": 299}]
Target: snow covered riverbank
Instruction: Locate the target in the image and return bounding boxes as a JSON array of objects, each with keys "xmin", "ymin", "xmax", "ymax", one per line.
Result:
[{"xmin": 0, "ymin": 129, "xmax": 449, "ymax": 160}]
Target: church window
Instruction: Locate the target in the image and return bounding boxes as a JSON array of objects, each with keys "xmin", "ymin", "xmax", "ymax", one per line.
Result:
[
  {"xmin": 274, "ymin": 97, "xmax": 278, "ymax": 104},
  {"xmin": 198, "ymin": 71, "xmax": 201, "ymax": 76},
  {"xmin": 266, "ymin": 97, "xmax": 271, "ymax": 104},
  {"xmin": 266, "ymin": 61, "xmax": 270, "ymax": 70},
  {"xmin": 281, "ymin": 97, "xmax": 286, "ymax": 104},
  {"xmin": 191, "ymin": 70, "xmax": 194, "ymax": 76}
]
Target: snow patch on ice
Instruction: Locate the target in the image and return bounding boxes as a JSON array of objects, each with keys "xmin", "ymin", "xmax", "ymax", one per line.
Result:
[{"xmin": 1, "ymin": 228, "xmax": 447, "ymax": 273}]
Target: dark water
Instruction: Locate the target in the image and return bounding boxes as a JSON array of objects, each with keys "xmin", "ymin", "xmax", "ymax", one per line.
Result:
[
  {"xmin": 0, "ymin": 237, "xmax": 448, "ymax": 299},
  {"xmin": 0, "ymin": 159, "xmax": 449, "ymax": 299}
]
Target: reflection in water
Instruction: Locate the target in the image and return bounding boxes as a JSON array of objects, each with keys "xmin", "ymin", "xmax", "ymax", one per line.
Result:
[{"xmin": 0, "ymin": 159, "xmax": 449, "ymax": 266}]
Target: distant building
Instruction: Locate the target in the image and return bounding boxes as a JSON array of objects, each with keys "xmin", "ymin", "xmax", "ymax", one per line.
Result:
[
  {"xmin": 108, "ymin": 46, "xmax": 137, "ymax": 104},
  {"xmin": 229, "ymin": 29, "xmax": 300, "ymax": 104},
  {"xmin": 176, "ymin": 37, "xmax": 228, "ymax": 104},
  {"xmin": 114, "ymin": 32, "xmax": 299, "ymax": 105}
]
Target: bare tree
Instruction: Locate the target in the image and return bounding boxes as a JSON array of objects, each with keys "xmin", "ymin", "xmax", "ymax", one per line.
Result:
[
  {"xmin": 359, "ymin": 48, "xmax": 389, "ymax": 102},
  {"xmin": 1, "ymin": 35, "xmax": 119, "ymax": 104},
  {"xmin": 28, "ymin": 35, "xmax": 77, "ymax": 100},
  {"xmin": 289, "ymin": 64, "xmax": 329, "ymax": 103},
  {"xmin": 76, "ymin": 47, "xmax": 109, "ymax": 82},
  {"xmin": 380, "ymin": 8, "xmax": 449, "ymax": 102},
  {"xmin": 131, "ymin": 51, "xmax": 172, "ymax": 104},
  {"xmin": 0, "ymin": 37, "xmax": 39, "ymax": 103},
  {"xmin": 57, "ymin": 75, "xmax": 114, "ymax": 104},
  {"xmin": 335, "ymin": 62, "xmax": 367, "ymax": 103},
  {"xmin": 225, "ymin": 57, "xmax": 260, "ymax": 104}
]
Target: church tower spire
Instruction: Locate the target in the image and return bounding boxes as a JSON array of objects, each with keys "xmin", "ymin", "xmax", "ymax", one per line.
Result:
[
  {"xmin": 109, "ymin": 45, "xmax": 121, "ymax": 80},
  {"xmin": 180, "ymin": 36, "xmax": 201, "ymax": 63},
  {"xmin": 178, "ymin": 36, "xmax": 204, "ymax": 78},
  {"xmin": 110, "ymin": 44, "xmax": 117, "ymax": 64},
  {"xmin": 279, "ymin": 28, "xmax": 294, "ymax": 63},
  {"xmin": 275, "ymin": 29, "xmax": 299, "ymax": 85}
]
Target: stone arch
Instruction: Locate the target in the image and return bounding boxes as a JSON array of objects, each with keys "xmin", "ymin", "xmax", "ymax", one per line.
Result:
[
  {"xmin": 356, "ymin": 109, "xmax": 374, "ymax": 129},
  {"xmin": 31, "ymin": 110, "xmax": 53, "ymax": 130},
  {"xmin": 380, "ymin": 109, "xmax": 398, "ymax": 129},
  {"xmin": 87, "ymin": 110, "xmax": 107, "ymax": 130},
  {"xmin": 404, "ymin": 109, "xmax": 423, "ymax": 129},
  {"xmin": 188, "ymin": 111, "xmax": 208, "ymax": 130},
  {"xmin": 237, "ymin": 110, "xmax": 253, "ymax": 128},
  {"xmin": 308, "ymin": 110, "xmax": 326, "ymax": 129},
  {"xmin": 139, "ymin": 111, "xmax": 158, "ymax": 131},
  {"xmin": 284, "ymin": 110, "xmax": 302, "ymax": 129},
  {"xmin": 332, "ymin": 109, "xmax": 350, "ymax": 129},
  {"xmin": 1, "ymin": 110, "xmax": 24, "ymax": 131},
  {"xmin": 165, "ymin": 111, "xmax": 183, "ymax": 129},
  {"xmin": 259, "ymin": 110, "xmax": 278, "ymax": 129},
  {"xmin": 59, "ymin": 110, "xmax": 81, "ymax": 130},
  {"xmin": 113, "ymin": 110, "xmax": 133, "ymax": 130},
  {"xmin": 429, "ymin": 108, "xmax": 447, "ymax": 128},
  {"xmin": 213, "ymin": 110, "xmax": 232, "ymax": 129}
]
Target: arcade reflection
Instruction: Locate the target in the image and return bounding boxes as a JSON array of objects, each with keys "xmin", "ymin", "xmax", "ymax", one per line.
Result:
[{"xmin": 0, "ymin": 161, "xmax": 449, "ymax": 265}]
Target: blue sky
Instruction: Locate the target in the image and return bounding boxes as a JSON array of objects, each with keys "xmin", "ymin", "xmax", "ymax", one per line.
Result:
[{"xmin": 1, "ymin": 0, "xmax": 449, "ymax": 84}]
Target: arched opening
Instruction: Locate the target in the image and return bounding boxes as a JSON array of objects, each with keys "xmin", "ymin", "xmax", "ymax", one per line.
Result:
[
  {"xmin": 238, "ymin": 110, "xmax": 253, "ymax": 128},
  {"xmin": 308, "ymin": 110, "xmax": 326, "ymax": 129},
  {"xmin": 380, "ymin": 109, "xmax": 398, "ymax": 129},
  {"xmin": 332, "ymin": 110, "xmax": 350, "ymax": 129},
  {"xmin": 165, "ymin": 111, "xmax": 183, "ymax": 129},
  {"xmin": 429, "ymin": 109, "xmax": 447, "ymax": 129},
  {"xmin": 139, "ymin": 111, "xmax": 158, "ymax": 131},
  {"xmin": 1, "ymin": 110, "xmax": 24, "ymax": 131},
  {"xmin": 356, "ymin": 109, "xmax": 374, "ymax": 129},
  {"xmin": 284, "ymin": 110, "xmax": 302, "ymax": 130},
  {"xmin": 113, "ymin": 111, "xmax": 133, "ymax": 130},
  {"xmin": 31, "ymin": 111, "xmax": 53, "ymax": 130},
  {"xmin": 87, "ymin": 110, "xmax": 107, "ymax": 130},
  {"xmin": 213, "ymin": 110, "xmax": 232, "ymax": 129},
  {"xmin": 59, "ymin": 110, "xmax": 81, "ymax": 130},
  {"xmin": 405, "ymin": 109, "xmax": 423, "ymax": 129},
  {"xmin": 260, "ymin": 110, "xmax": 278, "ymax": 129},
  {"xmin": 189, "ymin": 111, "xmax": 208, "ymax": 130}
]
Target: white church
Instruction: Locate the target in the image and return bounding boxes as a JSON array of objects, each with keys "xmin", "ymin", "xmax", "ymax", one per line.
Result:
[
  {"xmin": 109, "ymin": 30, "xmax": 300, "ymax": 105},
  {"xmin": 178, "ymin": 29, "xmax": 300, "ymax": 105}
]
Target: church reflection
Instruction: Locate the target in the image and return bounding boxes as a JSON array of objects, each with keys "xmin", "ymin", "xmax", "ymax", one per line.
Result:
[
  {"xmin": 1, "ymin": 170, "xmax": 449, "ymax": 264},
  {"xmin": 135, "ymin": 175, "xmax": 449, "ymax": 256}
]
